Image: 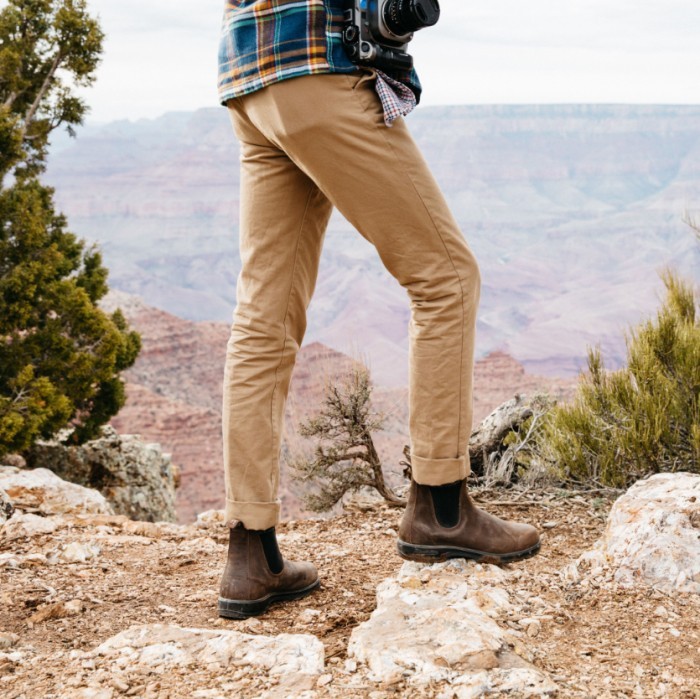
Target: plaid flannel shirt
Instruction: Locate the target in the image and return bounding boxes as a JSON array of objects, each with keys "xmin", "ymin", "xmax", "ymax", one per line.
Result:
[{"xmin": 217, "ymin": 0, "xmax": 422, "ymax": 124}]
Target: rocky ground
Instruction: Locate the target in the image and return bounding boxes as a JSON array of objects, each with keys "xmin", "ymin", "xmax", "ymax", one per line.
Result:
[{"xmin": 2, "ymin": 484, "xmax": 699, "ymax": 698}]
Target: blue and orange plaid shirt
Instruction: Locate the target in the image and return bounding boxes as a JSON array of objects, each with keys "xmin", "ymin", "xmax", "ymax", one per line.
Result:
[{"xmin": 217, "ymin": 0, "xmax": 422, "ymax": 120}]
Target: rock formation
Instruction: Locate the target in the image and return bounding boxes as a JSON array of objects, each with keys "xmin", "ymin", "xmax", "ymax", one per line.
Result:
[
  {"xmin": 85, "ymin": 624, "xmax": 324, "ymax": 686},
  {"xmin": 348, "ymin": 559, "xmax": 557, "ymax": 696},
  {"xmin": 0, "ymin": 466, "xmax": 113, "ymax": 517},
  {"xmin": 562, "ymin": 472, "xmax": 700, "ymax": 594},
  {"xmin": 24, "ymin": 425, "xmax": 177, "ymax": 523}
]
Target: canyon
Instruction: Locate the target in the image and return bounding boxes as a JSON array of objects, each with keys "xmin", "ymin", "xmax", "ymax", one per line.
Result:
[
  {"xmin": 46, "ymin": 104, "xmax": 700, "ymax": 387},
  {"xmin": 103, "ymin": 292, "xmax": 578, "ymax": 523}
]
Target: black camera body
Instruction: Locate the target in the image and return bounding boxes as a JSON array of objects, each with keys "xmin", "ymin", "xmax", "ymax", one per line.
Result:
[{"xmin": 342, "ymin": 0, "xmax": 440, "ymax": 73}]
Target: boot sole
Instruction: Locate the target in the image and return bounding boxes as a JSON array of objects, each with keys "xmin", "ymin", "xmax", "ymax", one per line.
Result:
[
  {"xmin": 218, "ymin": 578, "xmax": 320, "ymax": 619},
  {"xmin": 396, "ymin": 539, "xmax": 541, "ymax": 565}
]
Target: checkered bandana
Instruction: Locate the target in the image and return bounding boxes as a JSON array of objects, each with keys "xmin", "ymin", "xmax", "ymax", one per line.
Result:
[{"xmin": 375, "ymin": 69, "xmax": 418, "ymax": 126}]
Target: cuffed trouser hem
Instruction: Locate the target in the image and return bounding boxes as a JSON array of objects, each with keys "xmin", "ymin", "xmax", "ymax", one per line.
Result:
[
  {"xmin": 225, "ymin": 499, "xmax": 280, "ymax": 531},
  {"xmin": 411, "ymin": 453, "xmax": 470, "ymax": 486}
]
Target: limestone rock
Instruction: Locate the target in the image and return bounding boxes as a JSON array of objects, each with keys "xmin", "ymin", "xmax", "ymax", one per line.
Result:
[
  {"xmin": 28, "ymin": 599, "xmax": 86, "ymax": 625},
  {"xmin": 563, "ymin": 472, "xmax": 700, "ymax": 594},
  {"xmin": 88, "ymin": 624, "xmax": 324, "ymax": 676},
  {"xmin": 194, "ymin": 509, "xmax": 225, "ymax": 527},
  {"xmin": 25, "ymin": 425, "xmax": 177, "ymax": 523},
  {"xmin": 1, "ymin": 511, "xmax": 58, "ymax": 540},
  {"xmin": 348, "ymin": 560, "xmax": 557, "ymax": 696},
  {"xmin": 0, "ymin": 466, "xmax": 113, "ymax": 516},
  {"xmin": 59, "ymin": 541, "xmax": 101, "ymax": 563},
  {"xmin": 0, "ymin": 487, "xmax": 14, "ymax": 523}
]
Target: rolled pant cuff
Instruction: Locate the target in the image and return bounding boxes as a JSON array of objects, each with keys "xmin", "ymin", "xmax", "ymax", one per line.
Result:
[
  {"xmin": 411, "ymin": 452, "xmax": 470, "ymax": 486},
  {"xmin": 225, "ymin": 499, "xmax": 280, "ymax": 530}
]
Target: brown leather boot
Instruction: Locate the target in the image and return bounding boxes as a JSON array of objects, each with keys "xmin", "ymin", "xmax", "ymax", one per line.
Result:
[
  {"xmin": 218, "ymin": 522, "xmax": 320, "ymax": 619},
  {"xmin": 397, "ymin": 479, "xmax": 541, "ymax": 564}
]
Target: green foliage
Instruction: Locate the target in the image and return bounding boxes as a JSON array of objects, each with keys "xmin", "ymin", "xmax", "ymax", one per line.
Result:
[
  {"xmin": 0, "ymin": 1, "xmax": 140, "ymax": 456},
  {"xmin": 289, "ymin": 363, "xmax": 404, "ymax": 512},
  {"xmin": 0, "ymin": 179, "xmax": 141, "ymax": 455},
  {"xmin": 0, "ymin": 0, "xmax": 104, "ymax": 180},
  {"xmin": 538, "ymin": 269, "xmax": 700, "ymax": 487}
]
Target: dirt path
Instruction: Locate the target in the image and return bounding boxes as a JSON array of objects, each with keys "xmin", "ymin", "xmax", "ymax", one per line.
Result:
[{"xmin": 1, "ymin": 488, "xmax": 698, "ymax": 697}]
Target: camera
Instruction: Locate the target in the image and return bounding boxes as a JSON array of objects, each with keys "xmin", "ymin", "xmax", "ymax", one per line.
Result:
[{"xmin": 342, "ymin": 0, "xmax": 440, "ymax": 72}]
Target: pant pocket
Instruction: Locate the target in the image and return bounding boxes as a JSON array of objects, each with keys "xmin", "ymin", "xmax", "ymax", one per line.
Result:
[
  {"xmin": 345, "ymin": 67, "xmax": 378, "ymax": 91},
  {"xmin": 345, "ymin": 67, "xmax": 380, "ymax": 114}
]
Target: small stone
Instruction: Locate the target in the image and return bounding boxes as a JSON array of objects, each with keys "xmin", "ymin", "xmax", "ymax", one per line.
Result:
[
  {"xmin": 111, "ymin": 677, "xmax": 130, "ymax": 692},
  {"xmin": 195, "ymin": 510, "xmax": 225, "ymax": 527},
  {"xmin": 542, "ymin": 521, "xmax": 558, "ymax": 529},
  {"xmin": 61, "ymin": 542, "xmax": 100, "ymax": 563},
  {"xmin": 296, "ymin": 609, "xmax": 321, "ymax": 623},
  {"xmin": 668, "ymin": 627, "xmax": 681, "ymax": 638},
  {"xmin": 240, "ymin": 618, "xmax": 262, "ymax": 633},
  {"xmin": 1, "ymin": 454, "xmax": 25, "ymax": 469},
  {"xmin": 517, "ymin": 617, "xmax": 542, "ymax": 637},
  {"xmin": 653, "ymin": 605, "xmax": 669, "ymax": 619},
  {"xmin": 69, "ymin": 689, "xmax": 113, "ymax": 699},
  {"xmin": 28, "ymin": 598, "xmax": 85, "ymax": 624},
  {"xmin": 0, "ymin": 633, "xmax": 19, "ymax": 650},
  {"xmin": 0, "ymin": 553, "xmax": 20, "ymax": 568},
  {"xmin": 526, "ymin": 621, "xmax": 541, "ymax": 637},
  {"xmin": 0, "ymin": 488, "xmax": 14, "ymax": 524},
  {"xmin": 344, "ymin": 659, "xmax": 357, "ymax": 673},
  {"xmin": 317, "ymin": 674, "xmax": 333, "ymax": 687},
  {"xmin": 23, "ymin": 553, "xmax": 48, "ymax": 566}
]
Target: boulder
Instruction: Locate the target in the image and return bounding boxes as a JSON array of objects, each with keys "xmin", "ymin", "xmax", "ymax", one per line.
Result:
[
  {"xmin": 89, "ymin": 624, "xmax": 324, "ymax": 675},
  {"xmin": 348, "ymin": 559, "xmax": 557, "ymax": 696},
  {"xmin": 562, "ymin": 472, "xmax": 700, "ymax": 594},
  {"xmin": 25, "ymin": 425, "xmax": 177, "ymax": 522},
  {"xmin": 0, "ymin": 466, "xmax": 113, "ymax": 516},
  {"xmin": 1, "ymin": 511, "xmax": 58, "ymax": 540}
]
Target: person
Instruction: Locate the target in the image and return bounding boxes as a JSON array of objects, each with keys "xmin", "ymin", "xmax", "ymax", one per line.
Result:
[{"xmin": 216, "ymin": 0, "xmax": 541, "ymax": 620}]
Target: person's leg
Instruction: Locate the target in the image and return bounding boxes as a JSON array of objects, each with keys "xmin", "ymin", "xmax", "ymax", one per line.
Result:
[
  {"xmin": 232, "ymin": 69, "xmax": 478, "ymax": 484},
  {"xmin": 218, "ymin": 101, "xmax": 330, "ymax": 618},
  {"xmin": 221, "ymin": 101, "xmax": 334, "ymax": 530},
  {"xmin": 235, "ymin": 70, "xmax": 540, "ymax": 563}
]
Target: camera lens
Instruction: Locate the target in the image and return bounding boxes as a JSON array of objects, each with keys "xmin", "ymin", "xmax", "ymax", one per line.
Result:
[{"xmin": 383, "ymin": 0, "xmax": 440, "ymax": 35}]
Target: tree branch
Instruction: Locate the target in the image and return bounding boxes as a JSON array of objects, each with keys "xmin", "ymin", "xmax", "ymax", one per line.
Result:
[{"xmin": 20, "ymin": 49, "xmax": 63, "ymax": 138}]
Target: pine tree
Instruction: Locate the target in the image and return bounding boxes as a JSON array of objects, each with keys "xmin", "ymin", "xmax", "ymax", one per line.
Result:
[{"xmin": 0, "ymin": 1, "xmax": 140, "ymax": 456}]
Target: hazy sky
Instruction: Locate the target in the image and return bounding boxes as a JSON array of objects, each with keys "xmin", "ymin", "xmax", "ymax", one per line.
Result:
[{"xmin": 19, "ymin": 0, "xmax": 700, "ymax": 122}]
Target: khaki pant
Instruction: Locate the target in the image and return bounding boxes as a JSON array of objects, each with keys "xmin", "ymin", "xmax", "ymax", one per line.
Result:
[{"xmin": 223, "ymin": 68, "xmax": 481, "ymax": 530}]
